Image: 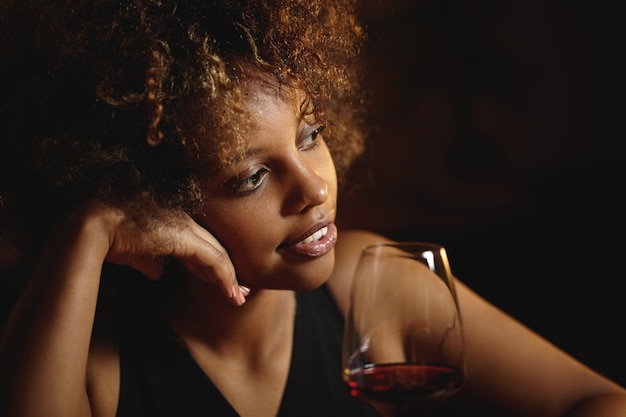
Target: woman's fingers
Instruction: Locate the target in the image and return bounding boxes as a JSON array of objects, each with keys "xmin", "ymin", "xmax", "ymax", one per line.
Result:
[
  {"xmin": 102, "ymin": 205, "xmax": 246, "ymax": 305},
  {"xmin": 167, "ymin": 215, "xmax": 246, "ymax": 305},
  {"xmin": 121, "ymin": 254, "xmax": 166, "ymax": 282},
  {"xmin": 179, "ymin": 258, "xmax": 245, "ymax": 306},
  {"xmin": 175, "ymin": 238, "xmax": 245, "ymax": 306}
]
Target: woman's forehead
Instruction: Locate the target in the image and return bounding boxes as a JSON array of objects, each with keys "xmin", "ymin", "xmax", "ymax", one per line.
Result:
[{"xmin": 242, "ymin": 76, "xmax": 308, "ymax": 113}]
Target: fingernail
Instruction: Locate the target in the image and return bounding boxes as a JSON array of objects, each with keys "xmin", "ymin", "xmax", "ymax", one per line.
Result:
[
  {"xmin": 239, "ymin": 291, "xmax": 246, "ymax": 305},
  {"xmin": 239, "ymin": 285, "xmax": 251, "ymax": 296},
  {"xmin": 231, "ymin": 285, "xmax": 238, "ymax": 299}
]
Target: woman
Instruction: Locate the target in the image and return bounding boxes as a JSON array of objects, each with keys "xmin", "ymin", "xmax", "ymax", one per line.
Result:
[{"xmin": 0, "ymin": 1, "xmax": 625, "ymax": 416}]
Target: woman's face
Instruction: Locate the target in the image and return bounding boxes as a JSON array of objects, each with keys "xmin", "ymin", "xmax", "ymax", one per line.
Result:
[{"xmin": 197, "ymin": 82, "xmax": 338, "ymax": 291}]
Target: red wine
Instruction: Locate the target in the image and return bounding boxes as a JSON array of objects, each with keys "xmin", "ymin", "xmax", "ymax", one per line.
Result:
[{"xmin": 344, "ymin": 363, "xmax": 463, "ymax": 404}]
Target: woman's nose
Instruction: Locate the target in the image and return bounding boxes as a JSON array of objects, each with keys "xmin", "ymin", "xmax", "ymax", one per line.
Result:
[{"xmin": 284, "ymin": 160, "xmax": 329, "ymax": 214}]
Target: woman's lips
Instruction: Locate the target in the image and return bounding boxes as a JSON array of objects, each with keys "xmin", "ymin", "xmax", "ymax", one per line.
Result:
[{"xmin": 280, "ymin": 222, "xmax": 337, "ymax": 257}]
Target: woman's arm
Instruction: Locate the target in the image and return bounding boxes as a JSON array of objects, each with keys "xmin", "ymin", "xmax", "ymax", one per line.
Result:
[
  {"xmin": 446, "ymin": 279, "xmax": 626, "ymax": 416},
  {"xmin": 329, "ymin": 229, "xmax": 626, "ymax": 417},
  {"xmin": 0, "ymin": 210, "xmax": 110, "ymax": 417},
  {"xmin": 0, "ymin": 204, "xmax": 245, "ymax": 417}
]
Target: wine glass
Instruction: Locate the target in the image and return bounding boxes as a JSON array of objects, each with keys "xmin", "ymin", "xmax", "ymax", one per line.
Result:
[{"xmin": 342, "ymin": 242, "xmax": 465, "ymax": 416}]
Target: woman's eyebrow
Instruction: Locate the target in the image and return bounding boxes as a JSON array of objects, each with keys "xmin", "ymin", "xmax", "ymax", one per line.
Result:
[{"xmin": 223, "ymin": 146, "xmax": 265, "ymax": 166}]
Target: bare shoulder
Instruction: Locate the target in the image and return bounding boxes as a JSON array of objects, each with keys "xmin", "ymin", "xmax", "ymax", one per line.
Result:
[
  {"xmin": 86, "ymin": 302, "xmax": 120, "ymax": 417},
  {"xmin": 327, "ymin": 229, "xmax": 392, "ymax": 316}
]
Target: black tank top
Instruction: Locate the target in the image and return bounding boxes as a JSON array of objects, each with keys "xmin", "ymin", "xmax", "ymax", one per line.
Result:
[{"xmin": 115, "ymin": 285, "xmax": 379, "ymax": 417}]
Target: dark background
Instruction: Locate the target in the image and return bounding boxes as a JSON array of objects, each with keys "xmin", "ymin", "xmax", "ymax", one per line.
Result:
[
  {"xmin": 339, "ymin": 0, "xmax": 626, "ymax": 387},
  {"xmin": 0, "ymin": 0, "xmax": 624, "ymax": 401}
]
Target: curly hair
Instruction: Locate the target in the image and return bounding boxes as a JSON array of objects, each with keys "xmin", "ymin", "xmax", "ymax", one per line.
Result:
[{"xmin": 0, "ymin": 0, "xmax": 367, "ymax": 255}]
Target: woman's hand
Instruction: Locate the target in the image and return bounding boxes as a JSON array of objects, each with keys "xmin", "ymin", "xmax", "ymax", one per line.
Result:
[{"xmin": 83, "ymin": 201, "xmax": 246, "ymax": 306}]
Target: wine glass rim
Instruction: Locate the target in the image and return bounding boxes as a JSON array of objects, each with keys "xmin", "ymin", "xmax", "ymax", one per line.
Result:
[{"xmin": 363, "ymin": 241, "xmax": 445, "ymax": 251}]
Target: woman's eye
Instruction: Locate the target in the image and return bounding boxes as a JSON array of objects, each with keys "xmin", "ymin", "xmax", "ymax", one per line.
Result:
[
  {"xmin": 230, "ymin": 168, "xmax": 269, "ymax": 196},
  {"xmin": 300, "ymin": 125, "xmax": 325, "ymax": 150}
]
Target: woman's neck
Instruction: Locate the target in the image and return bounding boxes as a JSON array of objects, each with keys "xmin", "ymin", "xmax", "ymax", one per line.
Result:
[
  {"xmin": 160, "ymin": 273, "xmax": 297, "ymax": 417},
  {"xmin": 162, "ymin": 274, "xmax": 297, "ymax": 363}
]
